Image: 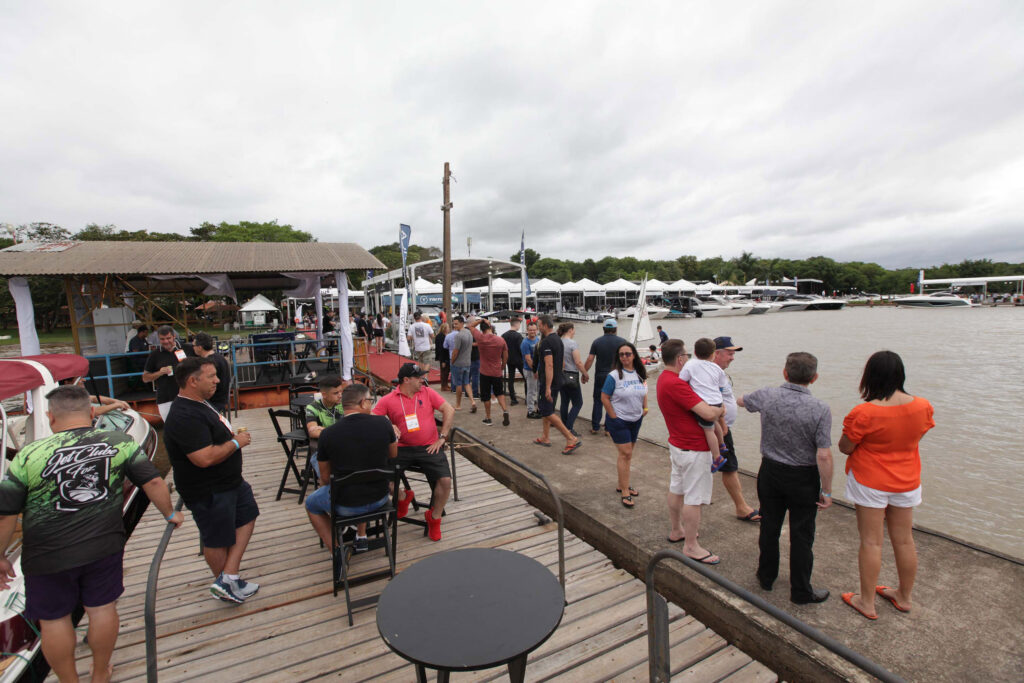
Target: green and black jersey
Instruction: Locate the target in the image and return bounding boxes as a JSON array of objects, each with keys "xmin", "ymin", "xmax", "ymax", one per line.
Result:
[
  {"xmin": 304, "ymin": 399, "xmax": 343, "ymax": 431},
  {"xmin": 0, "ymin": 427, "xmax": 160, "ymax": 576}
]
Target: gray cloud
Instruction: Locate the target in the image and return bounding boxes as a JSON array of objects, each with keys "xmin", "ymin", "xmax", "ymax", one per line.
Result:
[{"xmin": 1, "ymin": 1, "xmax": 1021, "ymax": 270}]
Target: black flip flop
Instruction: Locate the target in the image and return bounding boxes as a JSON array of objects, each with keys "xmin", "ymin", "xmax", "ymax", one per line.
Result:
[
  {"xmin": 620, "ymin": 495, "xmax": 635, "ymax": 508},
  {"xmin": 617, "ymin": 487, "xmax": 640, "ymax": 497},
  {"xmin": 667, "ymin": 536, "xmax": 684, "ymax": 543},
  {"xmin": 687, "ymin": 552, "xmax": 720, "ymax": 565}
]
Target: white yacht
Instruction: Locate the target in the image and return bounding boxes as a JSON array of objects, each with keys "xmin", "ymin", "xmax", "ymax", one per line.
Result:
[
  {"xmin": 617, "ymin": 304, "xmax": 670, "ymax": 320},
  {"xmin": 698, "ymin": 296, "xmax": 752, "ymax": 317},
  {"xmin": 896, "ymin": 292, "xmax": 977, "ymax": 308}
]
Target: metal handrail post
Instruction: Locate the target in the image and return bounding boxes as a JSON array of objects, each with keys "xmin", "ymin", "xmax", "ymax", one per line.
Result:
[
  {"xmin": 145, "ymin": 497, "xmax": 186, "ymax": 683},
  {"xmin": 448, "ymin": 426, "xmax": 565, "ymax": 590},
  {"xmin": 104, "ymin": 355, "xmax": 114, "ymax": 398},
  {"xmin": 644, "ymin": 549, "xmax": 904, "ymax": 683}
]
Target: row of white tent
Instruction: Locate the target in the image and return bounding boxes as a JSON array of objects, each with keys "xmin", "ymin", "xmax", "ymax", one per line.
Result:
[{"xmin": 368, "ymin": 276, "xmax": 710, "ymax": 297}]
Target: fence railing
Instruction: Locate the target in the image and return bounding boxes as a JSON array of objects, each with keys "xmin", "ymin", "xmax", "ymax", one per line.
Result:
[
  {"xmin": 644, "ymin": 549, "xmax": 904, "ymax": 683},
  {"xmin": 144, "ymin": 497, "xmax": 186, "ymax": 683}
]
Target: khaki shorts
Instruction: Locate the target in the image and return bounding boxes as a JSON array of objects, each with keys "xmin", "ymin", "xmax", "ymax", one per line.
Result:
[
  {"xmin": 669, "ymin": 445, "xmax": 712, "ymax": 504},
  {"xmin": 413, "ymin": 349, "xmax": 433, "ymax": 365}
]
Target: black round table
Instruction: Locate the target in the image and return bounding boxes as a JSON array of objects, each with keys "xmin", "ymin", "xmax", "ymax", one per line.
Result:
[{"xmin": 377, "ymin": 548, "xmax": 564, "ymax": 682}]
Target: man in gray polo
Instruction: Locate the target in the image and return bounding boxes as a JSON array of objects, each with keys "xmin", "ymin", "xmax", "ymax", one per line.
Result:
[{"xmin": 738, "ymin": 352, "xmax": 833, "ymax": 605}]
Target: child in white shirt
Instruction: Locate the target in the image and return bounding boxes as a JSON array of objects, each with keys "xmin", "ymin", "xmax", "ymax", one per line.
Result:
[{"xmin": 679, "ymin": 338, "xmax": 729, "ymax": 469}]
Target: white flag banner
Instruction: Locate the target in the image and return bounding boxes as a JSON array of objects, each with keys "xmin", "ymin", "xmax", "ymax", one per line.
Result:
[
  {"xmin": 397, "ymin": 289, "xmax": 411, "ymax": 357},
  {"xmin": 335, "ymin": 271, "xmax": 353, "ymax": 380}
]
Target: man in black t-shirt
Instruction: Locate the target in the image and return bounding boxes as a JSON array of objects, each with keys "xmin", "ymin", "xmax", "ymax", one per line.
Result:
[
  {"xmin": 584, "ymin": 319, "xmax": 627, "ymax": 435},
  {"xmin": 163, "ymin": 357, "xmax": 260, "ymax": 604},
  {"xmin": 142, "ymin": 325, "xmax": 188, "ymax": 422},
  {"xmin": 502, "ymin": 317, "xmax": 525, "ymax": 405},
  {"xmin": 304, "ymin": 383, "xmax": 397, "ymax": 552},
  {"xmin": 534, "ymin": 315, "xmax": 581, "ymax": 454},
  {"xmin": 192, "ymin": 332, "xmax": 232, "ymax": 412}
]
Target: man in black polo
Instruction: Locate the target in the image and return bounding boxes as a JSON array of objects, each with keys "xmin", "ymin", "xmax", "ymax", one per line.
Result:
[
  {"xmin": 192, "ymin": 332, "xmax": 231, "ymax": 413},
  {"xmin": 142, "ymin": 325, "xmax": 187, "ymax": 421},
  {"xmin": 163, "ymin": 357, "xmax": 260, "ymax": 604},
  {"xmin": 584, "ymin": 319, "xmax": 627, "ymax": 435},
  {"xmin": 501, "ymin": 317, "xmax": 525, "ymax": 405},
  {"xmin": 535, "ymin": 315, "xmax": 580, "ymax": 454}
]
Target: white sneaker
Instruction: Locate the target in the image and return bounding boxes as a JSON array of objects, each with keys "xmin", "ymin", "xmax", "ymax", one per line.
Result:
[{"xmin": 233, "ymin": 576, "xmax": 260, "ymax": 598}]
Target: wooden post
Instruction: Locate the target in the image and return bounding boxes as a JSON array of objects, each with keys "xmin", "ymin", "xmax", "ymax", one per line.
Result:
[
  {"xmin": 63, "ymin": 277, "xmax": 83, "ymax": 355},
  {"xmin": 442, "ymin": 162, "xmax": 453, "ymax": 324}
]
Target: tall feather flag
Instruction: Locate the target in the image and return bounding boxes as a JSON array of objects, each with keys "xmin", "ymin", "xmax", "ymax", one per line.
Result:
[
  {"xmin": 399, "ymin": 223, "xmax": 412, "ymax": 302},
  {"xmin": 520, "ymin": 231, "xmax": 532, "ymax": 301}
]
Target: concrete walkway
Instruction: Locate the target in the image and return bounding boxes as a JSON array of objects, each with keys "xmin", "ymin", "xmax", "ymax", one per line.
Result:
[{"xmin": 447, "ymin": 394, "xmax": 1023, "ymax": 682}]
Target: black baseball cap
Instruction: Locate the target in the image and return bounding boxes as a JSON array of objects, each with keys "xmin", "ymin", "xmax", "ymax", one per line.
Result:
[
  {"xmin": 713, "ymin": 336, "xmax": 743, "ymax": 351},
  {"xmin": 397, "ymin": 363, "xmax": 429, "ymax": 380}
]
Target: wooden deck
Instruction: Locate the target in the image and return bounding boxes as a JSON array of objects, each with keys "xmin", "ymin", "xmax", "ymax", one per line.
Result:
[{"xmin": 54, "ymin": 408, "xmax": 777, "ymax": 682}]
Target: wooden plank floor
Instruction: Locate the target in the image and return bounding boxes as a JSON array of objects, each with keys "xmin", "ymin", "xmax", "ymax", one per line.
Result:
[{"xmin": 54, "ymin": 408, "xmax": 777, "ymax": 682}]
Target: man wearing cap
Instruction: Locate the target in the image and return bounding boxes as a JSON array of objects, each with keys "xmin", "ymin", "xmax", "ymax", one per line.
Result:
[
  {"xmin": 584, "ymin": 319, "xmax": 627, "ymax": 435},
  {"xmin": 373, "ymin": 363, "xmax": 456, "ymax": 541},
  {"xmin": 712, "ymin": 337, "xmax": 761, "ymax": 522}
]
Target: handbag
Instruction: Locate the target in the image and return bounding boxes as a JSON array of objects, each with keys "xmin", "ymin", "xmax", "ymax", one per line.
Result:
[{"xmin": 562, "ymin": 370, "xmax": 580, "ymax": 390}]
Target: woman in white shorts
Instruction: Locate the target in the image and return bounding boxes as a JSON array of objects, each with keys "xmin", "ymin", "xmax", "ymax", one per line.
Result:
[{"xmin": 838, "ymin": 351, "xmax": 935, "ymax": 620}]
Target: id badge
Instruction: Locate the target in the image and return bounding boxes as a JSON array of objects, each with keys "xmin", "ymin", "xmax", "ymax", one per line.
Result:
[
  {"xmin": 404, "ymin": 413, "xmax": 420, "ymax": 432},
  {"xmin": 218, "ymin": 412, "xmax": 234, "ymax": 432},
  {"xmin": 174, "ymin": 349, "xmax": 187, "ymax": 362}
]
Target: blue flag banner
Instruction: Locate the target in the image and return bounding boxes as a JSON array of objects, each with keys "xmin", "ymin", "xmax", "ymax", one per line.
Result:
[
  {"xmin": 400, "ymin": 224, "xmax": 412, "ymax": 300},
  {"xmin": 521, "ymin": 231, "xmax": 533, "ymax": 297}
]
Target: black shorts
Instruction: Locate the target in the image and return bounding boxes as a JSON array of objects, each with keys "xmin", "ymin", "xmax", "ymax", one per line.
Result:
[
  {"xmin": 538, "ymin": 395, "xmax": 556, "ymax": 417},
  {"xmin": 187, "ymin": 480, "xmax": 260, "ymax": 548},
  {"xmin": 719, "ymin": 430, "xmax": 739, "ymax": 473},
  {"xmin": 697, "ymin": 402, "xmax": 722, "ymax": 429},
  {"xmin": 480, "ymin": 374, "xmax": 504, "ymax": 401},
  {"xmin": 25, "ymin": 551, "xmax": 124, "ymax": 620},
  {"xmin": 396, "ymin": 445, "xmax": 451, "ymax": 488},
  {"xmin": 373, "ymin": 329, "xmax": 384, "ymax": 338}
]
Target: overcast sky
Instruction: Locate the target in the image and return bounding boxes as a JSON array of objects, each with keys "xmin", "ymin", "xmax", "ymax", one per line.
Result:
[{"xmin": 2, "ymin": 1, "xmax": 1021, "ymax": 268}]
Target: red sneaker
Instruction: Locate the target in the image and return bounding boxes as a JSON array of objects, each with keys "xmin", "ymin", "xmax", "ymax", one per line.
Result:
[
  {"xmin": 425, "ymin": 508, "xmax": 442, "ymax": 541},
  {"xmin": 397, "ymin": 489, "xmax": 414, "ymax": 519}
]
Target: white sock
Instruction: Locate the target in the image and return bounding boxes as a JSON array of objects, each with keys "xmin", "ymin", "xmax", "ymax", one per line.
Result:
[
  {"xmin": 224, "ymin": 573, "xmax": 240, "ymax": 581},
  {"xmin": 355, "ymin": 535, "xmax": 367, "ymax": 541}
]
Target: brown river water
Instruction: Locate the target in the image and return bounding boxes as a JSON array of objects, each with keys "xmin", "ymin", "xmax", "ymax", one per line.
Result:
[{"xmin": 569, "ymin": 305, "xmax": 1024, "ymax": 559}]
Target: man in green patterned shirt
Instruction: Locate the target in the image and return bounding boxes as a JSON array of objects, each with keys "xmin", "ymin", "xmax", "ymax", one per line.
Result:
[
  {"xmin": 305, "ymin": 375, "xmax": 344, "ymax": 477},
  {"xmin": 0, "ymin": 385, "xmax": 182, "ymax": 682}
]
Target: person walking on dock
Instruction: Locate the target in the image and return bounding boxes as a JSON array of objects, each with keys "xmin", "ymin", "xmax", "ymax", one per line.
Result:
[
  {"xmin": 837, "ymin": 351, "xmax": 934, "ymax": 620},
  {"xmin": 521, "ymin": 321, "xmax": 541, "ymax": 417},
  {"xmin": 408, "ymin": 311, "xmax": 435, "ymax": 375},
  {"xmin": 711, "ymin": 337, "xmax": 761, "ymax": 522},
  {"xmin": 602, "ymin": 341, "xmax": 648, "ymax": 507},
  {"xmin": 657, "ymin": 340, "xmax": 725, "ymax": 562},
  {"xmin": 502, "ymin": 317, "xmax": 525, "ymax": 405},
  {"xmin": 467, "ymin": 317, "xmax": 510, "ymax": 427},
  {"xmin": 0, "ymin": 385, "xmax": 182, "ymax": 683},
  {"xmin": 533, "ymin": 315, "xmax": 580, "ymax": 455},
  {"xmin": 738, "ymin": 352, "xmax": 834, "ymax": 604},
  {"xmin": 142, "ymin": 325, "xmax": 187, "ymax": 422},
  {"xmin": 163, "ymin": 357, "xmax": 261, "ymax": 604},
  {"xmin": 584, "ymin": 319, "xmax": 627, "ymax": 435},
  {"xmin": 373, "ymin": 363, "xmax": 456, "ymax": 541},
  {"xmin": 449, "ymin": 316, "xmax": 476, "ymax": 413}
]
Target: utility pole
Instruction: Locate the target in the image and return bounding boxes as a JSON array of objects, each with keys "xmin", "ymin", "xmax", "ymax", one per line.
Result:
[{"xmin": 441, "ymin": 162, "xmax": 453, "ymax": 324}]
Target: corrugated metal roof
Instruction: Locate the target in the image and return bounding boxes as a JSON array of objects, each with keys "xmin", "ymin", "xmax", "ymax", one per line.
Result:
[{"xmin": 0, "ymin": 241, "xmax": 385, "ymax": 276}]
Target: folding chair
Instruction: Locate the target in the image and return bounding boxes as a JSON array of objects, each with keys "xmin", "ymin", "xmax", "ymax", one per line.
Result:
[
  {"xmin": 268, "ymin": 408, "xmax": 315, "ymax": 503},
  {"xmin": 331, "ymin": 468, "xmax": 399, "ymax": 625}
]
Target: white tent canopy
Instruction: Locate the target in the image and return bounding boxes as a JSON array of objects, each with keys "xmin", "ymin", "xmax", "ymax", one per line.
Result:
[
  {"xmin": 645, "ymin": 278, "xmax": 670, "ymax": 294},
  {"xmin": 239, "ymin": 294, "xmax": 279, "ymax": 312},
  {"xmin": 668, "ymin": 279, "xmax": 699, "ymax": 292},
  {"xmin": 603, "ymin": 278, "xmax": 640, "ymax": 292},
  {"xmin": 530, "ymin": 277, "xmax": 561, "ymax": 293},
  {"xmin": 574, "ymin": 278, "xmax": 606, "ymax": 296}
]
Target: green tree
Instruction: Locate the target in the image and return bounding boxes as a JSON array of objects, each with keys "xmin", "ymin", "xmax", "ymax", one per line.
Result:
[
  {"xmin": 189, "ymin": 220, "xmax": 314, "ymax": 242},
  {"xmin": 530, "ymin": 257, "xmax": 573, "ymax": 282},
  {"xmin": 510, "ymin": 247, "xmax": 541, "ymax": 270}
]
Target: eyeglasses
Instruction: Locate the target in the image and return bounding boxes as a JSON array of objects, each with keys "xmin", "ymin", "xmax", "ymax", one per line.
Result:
[{"xmin": 618, "ymin": 351, "xmax": 634, "ymax": 357}]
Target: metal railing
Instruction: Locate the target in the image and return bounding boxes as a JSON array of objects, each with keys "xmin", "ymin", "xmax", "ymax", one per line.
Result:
[
  {"xmin": 448, "ymin": 426, "xmax": 566, "ymax": 591},
  {"xmin": 644, "ymin": 549, "xmax": 904, "ymax": 683},
  {"xmin": 145, "ymin": 497, "xmax": 186, "ymax": 683}
]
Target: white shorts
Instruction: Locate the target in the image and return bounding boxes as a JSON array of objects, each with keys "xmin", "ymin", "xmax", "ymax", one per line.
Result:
[
  {"xmin": 157, "ymin": 401, "xmax": 173, "ymax": 421},
  {"xmin": 668, "ymin": 445, "xmax": 713, "ymax": 504},
  {"xmin": 845, "ymin": 470, "xmax": 922, "ymax": 509}
]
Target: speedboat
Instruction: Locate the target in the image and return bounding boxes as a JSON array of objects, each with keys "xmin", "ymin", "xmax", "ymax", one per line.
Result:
[
  {"xmin": 896, "ymin": 292, "xmax": 978, "ymax": 308},
  {"xmin": 697, "ymin": 296, "xmax": 752, "ymax": 317},
  {"xmin": 0, "ymin": 355, "xmax": 157, "ymax": 682},
  {"xmin": 617, "ymin": 305, "xmax": 670, "ymax": 320},
  {"xmin": 803, "ymin": 296, "xmax": 846, "ymax": 311}
]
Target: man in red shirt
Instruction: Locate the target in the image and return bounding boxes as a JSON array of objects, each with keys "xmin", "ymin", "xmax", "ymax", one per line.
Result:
[
  {"xmin": 467, "ymin": 318, "xmax": 510, "ymax": 427},
  {"xmin": 373, "ymin": 363, "xmax": 456, "ymax": 540},
  {"xmin": 656, "ymin": 340, "xmax": 725, "ymax": 564}
]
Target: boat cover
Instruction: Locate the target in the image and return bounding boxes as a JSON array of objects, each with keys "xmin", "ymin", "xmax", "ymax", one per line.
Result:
[{"xmin": 0, "ymin": 354, "xmax": 90, "ymax": 400}]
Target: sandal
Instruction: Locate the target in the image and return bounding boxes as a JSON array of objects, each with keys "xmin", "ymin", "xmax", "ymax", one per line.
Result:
[
  {"xmin": 533, "ymin": 439, "xmax": 552, "ymax": 447},
  {"xmin": 616, "ymin": 487, "xmax": 640, "ymax": 497},
  {"xmin": 620, "ymin": 495, "xmax": 635, "ymax": 508}
]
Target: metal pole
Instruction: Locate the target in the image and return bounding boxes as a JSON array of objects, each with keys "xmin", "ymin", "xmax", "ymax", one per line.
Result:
[{"xmin": 442, "ymin": 163, "xmax": 453, "ymax": 325}]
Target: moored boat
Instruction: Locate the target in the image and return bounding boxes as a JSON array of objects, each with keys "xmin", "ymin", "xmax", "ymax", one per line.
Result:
[{"xmin": 895, "ymin": 292, "xmax": 978, "ymax": 308}]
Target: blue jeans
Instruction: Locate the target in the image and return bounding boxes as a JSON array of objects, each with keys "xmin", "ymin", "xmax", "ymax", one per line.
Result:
[
  {"xmin": 304, "ymin": 485, "xmax": 389, "ymax": 518},
  {"xmin": 559, "ymin": 381, "xmax": 583, "ymax": 431},
  {"xmin": 591, "ymin": 372, "xmax": 609, "ymax": 430},
  {"xmin": 470, "ymin": 359, "xmax": 481, "ymax": 398}
]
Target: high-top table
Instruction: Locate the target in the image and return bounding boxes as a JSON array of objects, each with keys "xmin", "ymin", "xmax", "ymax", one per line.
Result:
[{"xmin": 376, "ymin": 547, "xmax": 564, "ymax": 682}]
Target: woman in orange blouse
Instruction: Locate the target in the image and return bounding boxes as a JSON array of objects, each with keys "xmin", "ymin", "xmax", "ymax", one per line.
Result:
[{"xmin": 838, "ymin": 351, "xmax": 934, "ymax": 620}]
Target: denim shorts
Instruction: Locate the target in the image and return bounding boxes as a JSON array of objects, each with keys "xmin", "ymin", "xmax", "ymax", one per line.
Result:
[
  {"xmin": 605, "ymin": 416, "xmax": 643, "ymax": 444},
  {"xmin": 304, "ymin": 486, "xmax": 390, "ymax": 517},
  {"xmin": 451, "ymin": 365, "xmax": 471, "ymax": 388}
]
